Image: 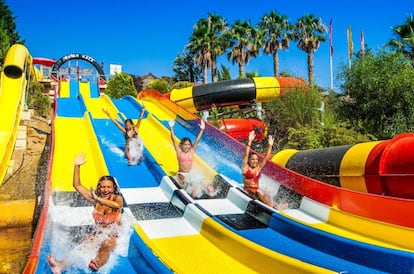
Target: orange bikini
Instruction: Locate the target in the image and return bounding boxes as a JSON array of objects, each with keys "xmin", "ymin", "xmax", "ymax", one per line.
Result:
[{"xmin": 92, "ymin": 210, "xmax": 121, "ymax": 226}]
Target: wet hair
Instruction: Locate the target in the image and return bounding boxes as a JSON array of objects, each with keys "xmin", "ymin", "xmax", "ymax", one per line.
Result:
[
  {"xmin": 96, "ymin": 175, "xmax": 120, "ymax": 196},
  {"xmin": 180, "ymin": 137, "xmax": 193, "ymax": 146},
  {"xmin": 124, "ymin": 119, "xmax": 133, "ymax": 126}
]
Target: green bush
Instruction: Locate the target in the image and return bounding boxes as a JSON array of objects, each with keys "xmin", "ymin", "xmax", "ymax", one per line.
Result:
[
  {"xmin": 27, "ymin": 81, "xmax": 50, "ymax": 117},
  {"xmin": 147, "ymin": 79, "xmax": 169, "ymax": 93},
  {"xmin": 170, "ymin": 81, "xmax": 193, "ymax": 91},
  {"xmin": 105, "ymin": 72, "xmax": 137, "ymax": 99}
]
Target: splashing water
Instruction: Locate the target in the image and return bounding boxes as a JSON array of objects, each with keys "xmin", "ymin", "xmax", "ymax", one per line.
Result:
[
  {"xmin": 127, "ymin": 138, "xmax": 144, "ymax": 165},
  {"xmin": 100, "ymin": 136, "xmax": 125, "ymax": 158},
  {"xmin": 181, "ymin": 167, "xmax": 219, "ymax": 198},
  {"xmin": 47, "ymin": 204, "xmax": 134, "ymax": 273}
]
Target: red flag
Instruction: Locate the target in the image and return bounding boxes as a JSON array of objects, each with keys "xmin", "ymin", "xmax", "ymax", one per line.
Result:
[
  {"xmin": 361, "ymin": 29, "xmax": 365, "ymax": 56},
  {"xmin": 329, "ymin": 20, "xmax": 333, "ymax": 56}
]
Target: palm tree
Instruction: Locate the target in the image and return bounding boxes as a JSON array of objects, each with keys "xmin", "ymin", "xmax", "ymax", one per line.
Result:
[
  {"xmin": 387, "ymin": 15, "xmax": 414, "ymax": 65},
  {"xmin": 188, "ymin": 20, "xmax": 211, "ymax": 84},
  {"xmin": 293, "ymin": 14, "xmax": 326, "ymax": 86},
  {"xmin": 258, "ymin": 10, "xmax": 292, "ymax": 77},
  {"xmin": 187, "ymin": 13, "xmax": 228, "ymax": 84},
  {"xmin": 227, "ymin": 20, "xmax": 263, "ymax": 78}
]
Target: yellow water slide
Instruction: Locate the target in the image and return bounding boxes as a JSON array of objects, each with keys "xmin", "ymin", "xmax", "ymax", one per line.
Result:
[{"xmin": 0, "ymin": 44, "xmax": 34, "ymax": 185}]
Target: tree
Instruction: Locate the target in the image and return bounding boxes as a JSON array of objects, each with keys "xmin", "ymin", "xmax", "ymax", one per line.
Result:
[
  {"xmin": 27, "ymin": 81, "xmax": 50, "ymax": 117},
  {"xmin": 147, "ymin": 79, "xmax": 169, "ymax": 93},
  {"xmin": 263, "ymin": 85, "xmax": 321, "ymax": 150},
  {"xmin": 217, "ymin": 64, "xmax": 231, "ymax": 81},
  {"xmin": 0, "ymin": 0, "xmax": 23, "ymax": 65},
  {"xmin": 130, "ymin": 74, "xmax": 143, "ymax": 92},
  {"xmin": 293, "ymin": 14, "xmax": 326, "ymax": 86},
  {"xmin": 226, "ymin": 20, "xmax": 263, "ymax": 78},
  {"xmin": 386, "ymin": 15, "xmax": 414, "ymax": 65},
  {"xmin": 245, "ymin": 71, "xmax": 259, "ymax": 78},
  {"xmin": 258, "ymin": 10, "xmax": 292, "ymax": 77},
  {"xmin": 105, "ymin": 72, "xmax": 137, "ymax": 99},
  {"xmin": 172, "ymin": 50, "xmax": 202, "ymax": 83},
  {"xmin": 338, "ymin": 50, "xmax": 414, "ymax": 138},
  {"xmin": 265, "ymin": 85, "xmax": 321, "ymax": 130},
  {"xmin": 187, "ymin": 13, "xmax": 228, "ymax": 84}
]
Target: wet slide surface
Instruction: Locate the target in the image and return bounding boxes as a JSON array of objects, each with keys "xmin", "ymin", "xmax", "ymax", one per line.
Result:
[{"xmin": 26, "ymin": 82, "xmax": 414, "ymax": 273}]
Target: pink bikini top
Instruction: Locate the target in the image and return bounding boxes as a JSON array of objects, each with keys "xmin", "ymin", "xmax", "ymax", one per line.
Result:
[{"xmin": 178, "ymin": 153, "xmax": 193, "ymax": 163}]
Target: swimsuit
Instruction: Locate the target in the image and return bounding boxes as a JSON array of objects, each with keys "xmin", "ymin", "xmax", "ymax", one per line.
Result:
[
  {"xmin": 124, "ymin": 128, "xmax": 138, "ymax": 141},
  {"xmin": 178, "ymin": 153, "xmax": 193, "ymax": 163},
  {"xmin": 243, "ymin": 168, "xmax": 261, "ymax": 194},
  {"xmin": 92, "ymin": 209, "xmax": 121, "ymax": 226}
]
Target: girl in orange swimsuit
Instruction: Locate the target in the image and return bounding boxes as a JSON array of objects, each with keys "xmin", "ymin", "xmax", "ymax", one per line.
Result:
[
  {"xmin": 242, "ymin": 131, "xmax": 288, "ymax": 210},
  {"xmin": 103, "ymin": 107, "xmax": 145, "ymax": 165},
  {"xmin": 169, "ymin": 120, "xmax": 216, "ymax": 198},
  {"xmin": 47, "ymin": 153, "xmax": 123, "ymax": 273}
]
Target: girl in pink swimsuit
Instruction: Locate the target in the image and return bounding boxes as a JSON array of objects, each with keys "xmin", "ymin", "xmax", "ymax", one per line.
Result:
[
  {"xmin": 47, "ymin": 153, "xmax": 123, "ymax": 273},
  {"xmin": 242, "ymin": 131, "xmax": 288, "ymax": 210},
  {"xmin": 103, "ymin": 107, "xmax": 145, "ymax": 165},
  {"xmin": 169, "ymin": 119, "xmax": 215, "ymax": 198}
]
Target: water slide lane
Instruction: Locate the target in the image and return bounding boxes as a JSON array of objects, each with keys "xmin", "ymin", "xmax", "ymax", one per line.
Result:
[
  {"xmin": 0, "ymin": 44, "xmax": 30, "ymax": 185},
  {"xmin": 25, "ymin": 84, "xmax": 172, "ymax": 273},
  {"xmin": 135, "ymin": 89, "xmax": 414, "ymax": 273},
  {"xmin": 58, "ymin": 80, "xmax": 70, "ymax": 98}
]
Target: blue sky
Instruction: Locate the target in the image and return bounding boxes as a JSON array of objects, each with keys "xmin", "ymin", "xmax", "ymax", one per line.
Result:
[{"xmin": 5, "ymin": 0, "xmax": 411, "ymax": 90}]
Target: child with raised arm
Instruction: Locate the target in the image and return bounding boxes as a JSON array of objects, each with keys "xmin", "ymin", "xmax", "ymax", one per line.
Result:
[
  {"xmin": 103, "ymin": 107, "xmax": 145, "ymax": 165},
  {"xmin": 242, "ymin": 130, "xmax": 288, "ymax": 210},
  {"xmin": 169, "ymin": 119, "xmax": 216, "ymax": 198},
  {"xmin": 47, "ymin": 153, "xmax": 123, "ymax": 273}
]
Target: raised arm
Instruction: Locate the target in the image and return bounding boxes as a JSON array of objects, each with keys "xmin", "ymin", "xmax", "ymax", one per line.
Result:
[
  {"xmin": 102, "ymin": 108, "xmax": 126, "ymax": 133},
  {"xmin": 259, "ymin": 135, "xmax": 274, "ymax": 169},
  {"xmin": 134, "ymin": 106, "xmax": 146, "ymax": 132},
  {"xmin": 242, "ymin": 130, "xmax": 255, "ymax": 170},
  {"xmin": 169, "ymin": 120, "xmax": 180, "ymax": 153},
  {"xmin": 192, "ymin": 119, "xmax": 205, "ymax": 151},
  {"xmin": 73, "ymin": 153, "xmax": 94, "ymax": 203}
]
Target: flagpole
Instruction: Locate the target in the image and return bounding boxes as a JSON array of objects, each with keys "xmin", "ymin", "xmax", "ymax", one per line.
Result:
[
  {"xmin": 347, "ymin": 26, "xmax": 353, "ymax": 69},
  {"xmin": 330, "ymin": 54, "xmax": 333, "ymax": 90},
  {"xmin": 329, "ymin": 20, "xmax": 333, "ymax": 90}
]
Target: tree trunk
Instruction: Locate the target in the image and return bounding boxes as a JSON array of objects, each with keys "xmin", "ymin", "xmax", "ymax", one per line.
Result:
[
  {"xmin": 211, "ymin": 60, "xmax": 217, "ymax": 83},
  {"xmin": 203, "ymin": 63, "xmax": 208, "ymax": 84},
  {"xmin": 273, "ymin": 50, "xmax": 279, "ymax": 77},
  {"xmin": 307, "ymin": 51, "xmax": 314, "ymax": 85},
  {"xmin": 239, "ymin": 62, "xmax": 244, "ymax": 79}
]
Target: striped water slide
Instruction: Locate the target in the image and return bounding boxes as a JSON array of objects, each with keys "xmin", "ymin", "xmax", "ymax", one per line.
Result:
[
  {"xmin": 26, "ymin": 81, "xmax": 333, "ymax": 273},
  {"xmin": 92, "ymin": 93, "xmax": 336, "ymax": 273},
  {"xmin": 133, "ymin": 90, "xmax": 414, "ymax": 273}
]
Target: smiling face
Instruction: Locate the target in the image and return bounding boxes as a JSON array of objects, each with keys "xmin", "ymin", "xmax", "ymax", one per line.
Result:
[
  {"xmin": 248, "ymin": 154, "xmax": 259, "ymax": 168},
  {"xmin": 125, "ymin": 120, "xmax": 134, "ymax": 131},
  {"xmin": 181, "ymin": 140, "xmax": 192, "ymax": 152},
  {"xmin": 98, "ymin": 179, "xmax": 115, "ymax": 197}
]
